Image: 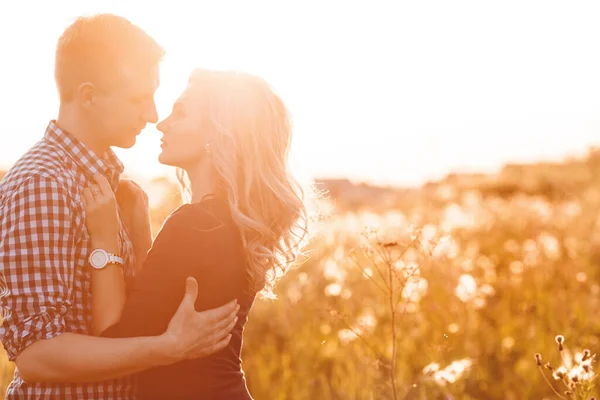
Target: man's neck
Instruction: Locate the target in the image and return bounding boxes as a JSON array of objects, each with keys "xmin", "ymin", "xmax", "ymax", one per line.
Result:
[{"xmin": 56, "ymin": 106, "xmax": 107, "ymax": 156}]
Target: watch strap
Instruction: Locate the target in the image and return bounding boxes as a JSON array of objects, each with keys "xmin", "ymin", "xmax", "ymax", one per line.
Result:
[{"xmin": 107, "ymin": 253, "xmax": 124, "ymax": 266}]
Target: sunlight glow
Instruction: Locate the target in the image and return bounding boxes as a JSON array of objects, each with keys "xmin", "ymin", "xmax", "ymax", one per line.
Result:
[{"xmin": 2, "ymin": 1, "xmax": 600, "ymax": 186}]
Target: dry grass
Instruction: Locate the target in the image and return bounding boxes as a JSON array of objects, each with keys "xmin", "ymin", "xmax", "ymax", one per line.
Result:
[{"xmin": 3, "ymin": 150, "xmax": 600, "ymax": 398}]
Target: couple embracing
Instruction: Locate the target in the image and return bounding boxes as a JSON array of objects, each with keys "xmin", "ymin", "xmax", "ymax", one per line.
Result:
[{"xmin": 0, "ymin": 13, "xmax": 310, "ymax": 400}]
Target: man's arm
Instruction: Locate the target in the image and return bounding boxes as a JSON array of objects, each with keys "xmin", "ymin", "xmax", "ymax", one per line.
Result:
[
  {"xmin": 15, "ymin": 279, "xmax": 237, "ymax": 383},
  {"xmin": 17, "ymin": 333, "xmax": 166, "ymax": 382},
  {"xmin": 0, "ymin": 177, "xmax": 77, "ymax": 364}
]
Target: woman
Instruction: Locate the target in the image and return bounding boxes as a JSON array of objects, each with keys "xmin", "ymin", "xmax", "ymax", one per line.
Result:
[{"xmin": 82, "ymin": 68, "xmax": 310, "ymax": 399}]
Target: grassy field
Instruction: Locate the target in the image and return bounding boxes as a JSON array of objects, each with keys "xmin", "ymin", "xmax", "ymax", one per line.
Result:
[{"xmin": 3, "ymin": 151, "xmax": 600, "ymax": 399}]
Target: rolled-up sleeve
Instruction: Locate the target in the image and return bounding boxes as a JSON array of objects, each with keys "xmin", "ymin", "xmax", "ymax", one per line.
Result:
[{"xmin": 0, "ymin": 176, "xmax": 75, "ymax": 361}]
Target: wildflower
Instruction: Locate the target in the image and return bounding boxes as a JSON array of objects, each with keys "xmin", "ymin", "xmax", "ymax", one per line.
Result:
[
  {"xmin": 401, "ymin": 277, "xmax": 428, "ymax": 303},
  {"xmin": 356, "ymin": 310, "xmax": 377, "ymax": 333},
  {"xmin": 325, "ymin": 283, "xmax": 342, "ymax": 296},
  {"xmin": 576, "ymin": 272, "xmax": 588, "ymax": 283},
  {"xmin": 455, "ymin": 274, "xmax": 477, "ymax": 302},
  {"xmin": 422, "ymin": 362, "xmax": 440, "ymax": 375},
  {"xmin": 509, "ymin": 261, "xmax": 524, "ymax": 275},
  {"xmin": 337, "ymin": 329, "xmax": 358, "ymax": 345},
  {"xmin": 429, "ymin": 358, "xmax": 472, "ymax": 387},
  {"xmin": 448, "ymin": 323, "xmax": 459, "ymax": 334},
  {"xmin": 323, "ymin": 259, "xmax": 346, "ymax": 282}
]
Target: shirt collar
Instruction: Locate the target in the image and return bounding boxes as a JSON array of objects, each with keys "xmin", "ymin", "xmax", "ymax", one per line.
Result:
[{"xmin": 44, "ymin": 120, "xmax": 124, "ymax": 191}]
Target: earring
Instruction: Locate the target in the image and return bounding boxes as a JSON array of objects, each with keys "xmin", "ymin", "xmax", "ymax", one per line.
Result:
[{"xmin": 205, "ymin": 141, "xmax": 211, "ymax": 154}]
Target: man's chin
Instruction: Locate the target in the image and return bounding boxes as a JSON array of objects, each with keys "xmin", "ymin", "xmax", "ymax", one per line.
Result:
[{"xmin": 113, "ymin": 138, "xmax": 137, "ymax": 149}]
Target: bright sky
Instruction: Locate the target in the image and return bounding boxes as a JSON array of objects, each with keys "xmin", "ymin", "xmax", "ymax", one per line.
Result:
[{"xmin": 1, "ymin": 0, "xmax": 600, "ymax": 187}]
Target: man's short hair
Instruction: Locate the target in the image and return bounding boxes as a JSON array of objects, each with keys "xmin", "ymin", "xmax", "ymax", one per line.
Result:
[{"xmin": 55, "ymin": 13, "xmax": 165, "ymax": 102}]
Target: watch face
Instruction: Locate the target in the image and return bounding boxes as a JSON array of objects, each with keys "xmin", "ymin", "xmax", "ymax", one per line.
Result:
[{"xmin": 90, "ymin": 250, "xmax": 108, "ymax": 268}]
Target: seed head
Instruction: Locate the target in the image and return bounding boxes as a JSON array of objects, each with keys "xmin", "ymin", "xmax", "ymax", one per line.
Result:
[
  {"xmin": 553, "ymin": 366, "xmax": 567, "ymax": 380},
  {"xmin": 535, "ymin": 353, "xmax": 542, "ymax": 366},
  {"xmin": 582, "ymin": 349, "xmax": 591, "ymax": 362},
  {"xmin": 582, "ymin": 363, "xmax": 591, "ymax": 373},
  {"xmin": 555, "ymin": 335, "xmax": 565, "ymax": 351}
]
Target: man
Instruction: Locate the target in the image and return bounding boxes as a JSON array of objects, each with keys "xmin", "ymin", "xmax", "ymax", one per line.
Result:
[{"xmin": 0, "ymin": 13, "xmax": 238, "ymax": 399}]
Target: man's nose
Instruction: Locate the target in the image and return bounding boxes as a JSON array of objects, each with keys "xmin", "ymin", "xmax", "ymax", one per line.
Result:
[{"xmin": 144, "ymin": 101, "xmax": 159, "ymax": 124}]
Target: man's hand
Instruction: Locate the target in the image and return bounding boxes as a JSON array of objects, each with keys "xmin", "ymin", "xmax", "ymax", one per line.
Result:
[{"xmin": 159, "ymin": 277, "xmax": 239, "ymax": 363}]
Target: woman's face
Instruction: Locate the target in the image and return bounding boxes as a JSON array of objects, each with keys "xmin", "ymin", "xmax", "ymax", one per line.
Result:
[{"xmin": 156, "ymin": 85, "xmax": 208, "ymax": 168}]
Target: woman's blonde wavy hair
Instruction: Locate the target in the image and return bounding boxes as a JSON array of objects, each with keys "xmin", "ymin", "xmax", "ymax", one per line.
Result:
[{"xmin": 177, "ymin": 68, "xmax": 310, "ymax": 298}]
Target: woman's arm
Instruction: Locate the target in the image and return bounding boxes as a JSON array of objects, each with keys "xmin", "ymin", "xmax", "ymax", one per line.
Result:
[
  {"xmin": 82, "ymin": 174, "xmax": 127, "ymax": 335},
  {"xmin": 89, "ymin": 238, "xmax": 127, "ymax": 336},
  {"xmin": 116, "ymin": 178, "xmax": 153, "ymax": 273}
]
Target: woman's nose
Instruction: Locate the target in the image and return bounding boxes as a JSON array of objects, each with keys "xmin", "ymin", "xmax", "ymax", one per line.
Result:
[{"xmin": 156, "ymin": 118, "xmax": 167, "ymax": 133}]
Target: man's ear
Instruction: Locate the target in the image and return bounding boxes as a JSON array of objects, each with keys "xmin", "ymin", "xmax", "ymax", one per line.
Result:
[{"xmin": 76, "ymin": 82, "xmax": 96, "ymax": 108}]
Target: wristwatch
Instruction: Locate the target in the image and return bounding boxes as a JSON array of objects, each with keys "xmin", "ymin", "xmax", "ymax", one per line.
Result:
[{"xmin": 88, "ymin": 249, "xmax": 124, "ymax": 270}]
